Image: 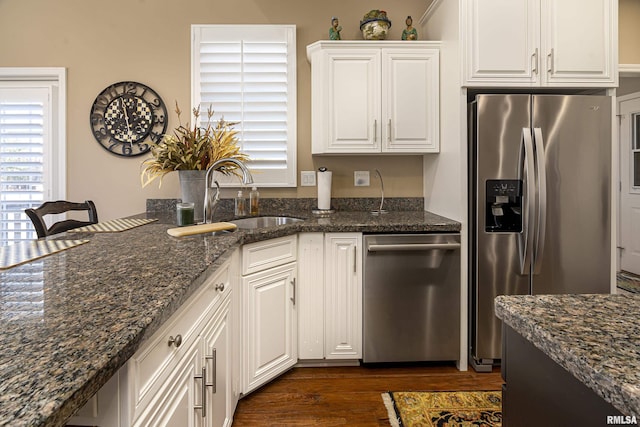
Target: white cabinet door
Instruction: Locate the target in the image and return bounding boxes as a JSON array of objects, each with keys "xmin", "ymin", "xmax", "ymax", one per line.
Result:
[
  {"xmin": 243, "ymin": 262, "xmax": 297, "ymax": 393},
  {"xmin": 201, "ymin": 297, "xmax": 231, "ymax": 427},
  {"xmin": 324, "ymin": 233, "xmax": 362, "ymax": 359},
  {"xmin": 383, "ymin": 49, "xmax": 439, "ymax": 152},
  {"xmin": 540, "ymin": 0, "xmax": 616, "ymax": 86},
  {"xmin": 134, "ymin": 340, "xmax": 203, "ymax": 427},
  {"xmin": 321, "ymin": 49, "xmax": 381, "ymax": 154},
  {"xmin": 462, "ymin": 0, "xmax": 616, "ymax": 87},
  {"xmin": 462, "ymin": 0, "xmax": 539, "ymax": 85},
  {"xmin": 308, "ymin": 41, "xmax": 440, "ymax": 154}
]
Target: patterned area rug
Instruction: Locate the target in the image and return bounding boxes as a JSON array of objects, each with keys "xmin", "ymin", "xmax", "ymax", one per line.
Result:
[
  {"xmin": 382, "ymin": 390, "xmax": 502, "ymax": 427},
  {"xmin": 617, "ymin": 270, "xmax": 640, "ymax": 294}
]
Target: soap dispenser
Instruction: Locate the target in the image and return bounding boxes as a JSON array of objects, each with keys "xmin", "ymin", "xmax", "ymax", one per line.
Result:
[
  {"xmin": 234, "ymin": 190, "xmax": 247, "ymax": 216},
  {"xmin": 249, "ymin": 186, "xmax": 260, "ymax": 216}
]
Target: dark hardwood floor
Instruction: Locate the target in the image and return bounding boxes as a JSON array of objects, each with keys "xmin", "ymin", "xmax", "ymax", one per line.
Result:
[{"xmin": 233, "ymin": 363, "xmax": 503, "ymax": 426}]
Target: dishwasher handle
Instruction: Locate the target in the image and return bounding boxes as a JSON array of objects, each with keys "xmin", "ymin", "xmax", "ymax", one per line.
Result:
[{"xmin": 366, "ymin": 242, "xmax": 461, "ymax": 252}]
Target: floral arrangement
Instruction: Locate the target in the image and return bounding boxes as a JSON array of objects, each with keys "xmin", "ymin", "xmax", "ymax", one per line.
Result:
[{"xmin": 141, "ymin": 102, "xmax": 249, "ymax": 187}]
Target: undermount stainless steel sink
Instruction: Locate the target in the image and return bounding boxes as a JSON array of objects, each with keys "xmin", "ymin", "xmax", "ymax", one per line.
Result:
[{"xmin": 230, "ymin": 216, "xmax": 304, "ymax": 229}]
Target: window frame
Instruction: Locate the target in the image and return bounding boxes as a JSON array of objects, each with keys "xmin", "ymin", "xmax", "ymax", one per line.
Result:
[{"xmin": 191, "ymin": 24, "xmax": 297, "ymax": 188}]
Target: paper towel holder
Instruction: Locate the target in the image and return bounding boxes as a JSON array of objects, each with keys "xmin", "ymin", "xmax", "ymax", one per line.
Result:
[{"xmin": 313, "ymin": 167, "xmax": 335, "ymax": 216}]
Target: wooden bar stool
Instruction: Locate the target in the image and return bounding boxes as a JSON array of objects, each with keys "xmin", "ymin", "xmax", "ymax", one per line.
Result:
[{"xmin": 25, "ymin": 200, "xmax": 99, "ymax": 238}]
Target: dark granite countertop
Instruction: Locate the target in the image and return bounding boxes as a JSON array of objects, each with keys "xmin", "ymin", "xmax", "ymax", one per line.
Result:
[
  {"xmin": 495, "ymin": 294, "xmax": 640, "ymax": 418},
  {"xmin": 0, "ymin": 206, "xmax": 459, "ymax": 427}
]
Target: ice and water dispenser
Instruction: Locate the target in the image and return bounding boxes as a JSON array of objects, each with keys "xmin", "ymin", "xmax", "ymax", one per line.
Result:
[{"xmin": 485, "ymin": 179, "xmax": 522, "ymax": 232}]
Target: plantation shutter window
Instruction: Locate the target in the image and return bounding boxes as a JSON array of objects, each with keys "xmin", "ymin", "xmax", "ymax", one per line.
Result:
[
  {"xmin": 192, "ymin": 25, "xmax": 297, "ymax": 187},
  {"xmin": 0, "ymin": 87, "xmax": 49, "ymax": 245},
  {"xmin": 0, "ymin": 68, "xmax": 66, "ymax": 246}
]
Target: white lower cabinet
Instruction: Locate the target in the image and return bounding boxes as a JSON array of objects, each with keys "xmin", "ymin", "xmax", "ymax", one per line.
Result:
[
  {"xmin": 201, "ymin": 297, "xmax": 232, "ymax": 427},
  {"xmin": 133, "ymin": 338, "xmax": 202, "ymax": 427},
  {"xmin": 298, "ymin": 232, "xmax": 362, "ymax": 361},
  {"xmin": 240, "ymin": 235, "xmax": 298, "ymax": 394},
  {"xmin": 68, "ymin": 250, "xmax": 238, "ymax": 427},
  {"xmin": 68, "ymin": 231, "xmax": 364, "ymax": 425}
]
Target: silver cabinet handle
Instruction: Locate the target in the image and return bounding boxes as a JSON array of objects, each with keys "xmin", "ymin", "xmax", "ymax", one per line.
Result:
[
  {"xmin": 167, "ymin": 334, "xmax": 182, "ymax": 348},
  {"xmin": 205, "ymin": 348, "xmax": 217, "ymax": 394},
  {"xmin": 214, "ymin": 283, "xmax": 225, "ymax": 292},
  {"xmin": 353, "ymin": 246, "xmax": 357, "ymax": 272},
  {"xmin": 290, "ymin": 278, "xmax": 296, "ymax": 305},
  {"xmin": 194, "ymin": 367, "xmax": 207, "ymax": 417},
  {"xmin": 388, "ymin": 119, "xmax": 392, "ymax": 142},
  {"xmin": 547, "ymin": 48, "xmax": 554, "ymax": 73},
  {"xmin": 373, "ymin": 120, "xmax": 377, "ymax": 142},
  {"xmin": 532, "ymin": 48, "xmax": 538, "ymax": 74}
]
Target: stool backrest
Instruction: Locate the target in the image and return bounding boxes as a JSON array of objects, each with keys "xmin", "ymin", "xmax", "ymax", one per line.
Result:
[{"xmin": 25, "ymin": 200, "xmax": 98, "ymax": 238}]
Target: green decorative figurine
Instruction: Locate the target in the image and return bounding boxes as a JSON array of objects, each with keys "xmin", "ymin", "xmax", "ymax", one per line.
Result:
[
  {"xmin": 329, "ymin": 16, "xmax": 342, "ymax": 40},
  {"xmin": 402, "ymin": 16, "xmax": 418, "ymax": 40}
]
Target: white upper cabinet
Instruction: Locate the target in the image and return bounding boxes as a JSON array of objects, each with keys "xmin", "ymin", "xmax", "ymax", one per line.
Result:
[
  {"xmin": 462, "ymin": 0, "xmax": 617, "ymax": 87},
  {"xmin": 307, "ymin": 41, "xmax": 440, "ymax": 154}
]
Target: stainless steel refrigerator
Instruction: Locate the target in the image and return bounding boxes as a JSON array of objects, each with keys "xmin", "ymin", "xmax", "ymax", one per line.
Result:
[{"xmin": 469, "ymin": 94, "xmax": 611, "ymax": 372}]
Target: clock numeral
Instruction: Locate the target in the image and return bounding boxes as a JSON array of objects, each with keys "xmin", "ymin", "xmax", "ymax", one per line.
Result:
[
  {"xmin": 138, "ymin": 143, "xmax": 149, "ymax": 153},
  {"xmin": 154, "ymin": 114, "xmax": 166, "ymax": 125},
  {"xmin": 121, "ymin": 144, "xmax": 133, "ymax": 156},
  {"xmin": 124, "ymin": 82, "xmax": 138, "ymax": 95},
  {"xmin": 94, "ymin": 128, "xmax": 108, "ymax": 141},
  {"xmin": 90, "ymin": 113, "xmax": 104, "ymax": 125},
  {"xmin": 93, "ymin": 95, "xmax": 110, "ymax": 109},
  {"xmin": 150, "ymin": 98, "xmax": 162, "ymax": 108},
  {"xmin": 149, "ymin": 131, "xmax": 163, "ymax": 143}
]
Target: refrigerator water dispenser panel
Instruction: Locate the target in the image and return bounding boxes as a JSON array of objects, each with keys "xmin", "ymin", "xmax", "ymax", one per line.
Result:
[{"xmin": 485, "ymin": 179, "xmax": 522, "ymax": 233}]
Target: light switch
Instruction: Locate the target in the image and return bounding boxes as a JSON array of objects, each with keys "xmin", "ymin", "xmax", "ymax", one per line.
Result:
[
  {"xmin": 301, "ymin": 171, "xmax": 316, "ymax": 186},
  {"xmin": 354, "ymin": 170, "xmax": 370, "ymax": 186}
]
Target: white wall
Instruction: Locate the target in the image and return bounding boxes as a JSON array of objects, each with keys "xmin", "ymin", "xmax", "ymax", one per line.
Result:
[{"xmin": 419, "ymin": 0, "xmax": 468, "ymax": 372}]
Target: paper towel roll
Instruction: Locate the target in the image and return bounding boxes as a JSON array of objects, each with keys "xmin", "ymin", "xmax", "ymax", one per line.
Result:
[{"xmin": 317, "ymin": 169, "xmax": 332, "ymax": 210}]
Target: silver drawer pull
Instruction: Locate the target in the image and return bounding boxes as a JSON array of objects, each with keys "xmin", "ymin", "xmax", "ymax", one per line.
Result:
[
  {"xmin": 167, "ymin": 334, "xmax": 182, "ymax": 348},
  {"xmin": 205, "ymin": 348, "xmax": 217, "ymax": 394},
  {"xmin": 214, "ymin": 283, "xmax": 225, "ymax": 292},
  {"xmin": 194, "ymin": 367, "xmax": 206, "ymax": 417},
  {"xmin": 367, "ymin": 242, "xmax": 461, "ymax": 252}
]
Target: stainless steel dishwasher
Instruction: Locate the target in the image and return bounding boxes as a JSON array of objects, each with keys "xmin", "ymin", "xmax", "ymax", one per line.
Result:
[{"xmin": 362, "ymin": 233, "xmax": 461, "ymax": 363}]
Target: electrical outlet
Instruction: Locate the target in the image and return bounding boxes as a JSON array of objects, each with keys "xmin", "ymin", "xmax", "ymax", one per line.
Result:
[
  {"xmin": 301, "ymin": 171, "xmax": 316, "ymax": 186},
  {"xmin": 354, "ymin": 170, "xmax": 370, "ymax": 186}
]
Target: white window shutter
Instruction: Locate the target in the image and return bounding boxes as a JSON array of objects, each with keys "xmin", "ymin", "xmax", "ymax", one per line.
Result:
[
  {"xmin": 0, "ymin": 87, "xmax": 49, "ymax": 244},
  {"xmin": 192, "ymin": 25, "xmax": 297, "ymax": 187}
]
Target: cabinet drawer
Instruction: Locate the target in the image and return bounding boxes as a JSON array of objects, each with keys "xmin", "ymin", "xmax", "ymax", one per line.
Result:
[
  {"xmin": 242, "ymin": 235, "xmax": 297, "ymax": 275},
  {"xmin": 127, "ymin": 258, "xmax": 232, "ymax": 414}
]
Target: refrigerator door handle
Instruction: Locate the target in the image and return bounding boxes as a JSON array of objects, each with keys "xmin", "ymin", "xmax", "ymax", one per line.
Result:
[
  {"xmin": 518, "ymin": 127, "xmax": 536, "ymax": 275},
  {"xmin": 532, "ymin": 128, "xmax": 547, "ymax": 275}
]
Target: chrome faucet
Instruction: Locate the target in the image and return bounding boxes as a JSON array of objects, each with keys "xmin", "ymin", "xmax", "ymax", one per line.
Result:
[
  {"xmin": 371, "ymin": 169, "xmax": 387, "ymax": 215},
  {"xmin": 204, "ymin": 158, "xmax": 254, "ymax": 223}
]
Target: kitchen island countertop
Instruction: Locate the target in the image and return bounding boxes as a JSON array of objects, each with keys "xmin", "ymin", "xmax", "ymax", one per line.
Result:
[
  {"xmin": 0, "ymin": 209, "xmax": 459, "ymax": 427},
  {"xmin": 495, "ymin": 293, "xmax": 640, "ymax": 418}
]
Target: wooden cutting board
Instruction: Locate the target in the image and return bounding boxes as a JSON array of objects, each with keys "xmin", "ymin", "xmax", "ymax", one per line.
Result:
[{"xmin": 167, "ymin": 222, "xmax": 237, "ymax": 237}]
